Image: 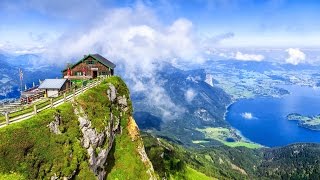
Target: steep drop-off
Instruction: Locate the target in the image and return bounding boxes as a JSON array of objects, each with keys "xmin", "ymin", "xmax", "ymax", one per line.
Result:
[
  {"xmin": 142, "ymin": 132, "xmax": 320, "ymax": 180},
  {"xmin": 0, "ymin": 76, "xmax": 156, "ymax": 179}
]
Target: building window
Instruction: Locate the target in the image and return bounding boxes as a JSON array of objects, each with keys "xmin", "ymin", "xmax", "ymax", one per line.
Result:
[
  {"xmin": 76, "ymin": 72, "xmax": 82, "ymax": 76},
  {"xmin": 99, "ymin": 71, "xmax": 108, "ymax": 75},
  {"xmin": 86, "ymin": 60, "xmax": 95, "ymax": 64}
]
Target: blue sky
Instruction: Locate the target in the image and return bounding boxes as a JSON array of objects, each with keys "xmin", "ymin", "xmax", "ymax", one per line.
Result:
[{"xmin": 0, "ymin": 0, "xmax": 319, "ymax": 59}]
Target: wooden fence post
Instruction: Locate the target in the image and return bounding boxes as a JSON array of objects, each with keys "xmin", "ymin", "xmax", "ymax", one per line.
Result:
[
  {"xmin": 5, "ymin": 112, "xmax": 9, "ymax": 125},
  {"xmin": 34, "ymin": 104, "xmax": 37, "ymax": 115},
  {"xmin": 50, "ymin": 98, "xmax": 53, "ymax": 108},
  {"xmin": 73, "ymin": 89, "xmax": 76, "ymax": 100},
  {"xmin": 64, "ymin": 93, "xmax": 66, "ymax": 102},
  {"xmin": 81, "ymin": 84, "xmax": 84, "ymax": 93}
]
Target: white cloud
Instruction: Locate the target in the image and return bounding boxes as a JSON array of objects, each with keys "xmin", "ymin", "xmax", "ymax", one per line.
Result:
[
  {"xmin": 44, "ymin": 4, "xmax": 203, "ymax": 68},
  {"xmin": 241, "ymin": 112, "xmax": 254, "ymax": 119},
  {"xmin": 37, "ymin": 2, "xmax": 206, "ymax": 120},
  {"xmin": 234, "ymin": 51, "xmax": 264, "ymax": 61},
  {"xmin": 185, "ymin": 88, "xmax": 197, "ymax": 103},
  {"xmin": 285, "ymin": 48, "xmax": 306, "ymax": 65},
  {"xmin": 148, "ymin": 82, "xmax": 186, "ymax": 120},
  {"xmin": 0, "ymin": 41, "xmax": 46, "ymax": 55}
]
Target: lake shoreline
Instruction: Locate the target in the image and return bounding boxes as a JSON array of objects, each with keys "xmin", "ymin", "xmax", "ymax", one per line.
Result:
[{"xmin": 224, "ymin": 85, "xmax": 320, "ymax": 147}]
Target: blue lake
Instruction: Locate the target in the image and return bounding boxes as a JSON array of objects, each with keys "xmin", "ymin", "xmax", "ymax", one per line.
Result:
[{"xmin": 226, "ymin": 85, "xmax": 320, "ymax": 147}]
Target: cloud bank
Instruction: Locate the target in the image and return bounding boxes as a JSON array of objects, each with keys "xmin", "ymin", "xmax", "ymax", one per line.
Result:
[
  {"xmin": 285, "ymin": 48, "xmax": 306, "ymax": 65},
  {"xmin": 40, "ymin": 2, "xmax": 203, "ymax": 120},
  {"xmin": 45, "ymin": 3, "xmax": 203, "ymax": 71},
  {"xmin": 234, "ymin": 51, "xmax": 265, "ymax": 61}
]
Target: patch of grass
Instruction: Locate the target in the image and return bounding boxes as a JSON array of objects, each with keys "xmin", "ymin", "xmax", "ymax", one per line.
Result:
[
  {"xmin": 195, "ymin": 127, "xmax": 262, "ymax": 149},
  {"xmin": 77, "ymin": 76, "xmax": 133, "ymax": 132},
  {"xmin": 183, "ymin": 166, "xmax": 216, "ymax": 180},
  {"xmin": 0, "ymin": 172, "xmax": 25, "ymax": 180},
  {"xmin": 77, "ymin": 82, "xmax": 111, "ymax": 133},
  {"xmin": 0, "ymin": 103, "xmax": 94, "ymax": 179},
  {"xmin": 223, "ymin": 141, "xmax": 261, "ymax": 149},
  {"xmin": 0, "ymin": 99, "xmax": 51, "ymax": 123},
  {"xmin": 106, "ymin": 115, "xmax": 150, "ymax": 180},
  {"xmin": 142, "ymin": 133, "xmax": 187, "ymax": 179}
]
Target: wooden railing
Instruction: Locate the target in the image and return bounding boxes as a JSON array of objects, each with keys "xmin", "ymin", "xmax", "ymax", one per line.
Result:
[{"xmin": 0, "ymin": 76, "xmax": 109, "ymax": 127}]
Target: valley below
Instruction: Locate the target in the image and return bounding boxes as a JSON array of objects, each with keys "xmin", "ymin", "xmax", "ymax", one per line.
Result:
[{"xmin": 130, "ymin": 60, "xmax": 320, "ymax": 148}]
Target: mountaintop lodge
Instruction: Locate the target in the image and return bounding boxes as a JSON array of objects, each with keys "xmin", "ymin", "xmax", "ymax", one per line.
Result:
[
  {"xmin": 62, "ymin": 54, "xmax": 116, "ymax": 80},
  {"xmin": 20, "ymin": 54, "xmax": 115, "ymax": 103}
]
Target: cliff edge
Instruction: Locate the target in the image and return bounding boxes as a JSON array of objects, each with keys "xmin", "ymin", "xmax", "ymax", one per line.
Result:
[{"xmin": 0, "ymin": 76, "xmax": 156, "ymax": 180}]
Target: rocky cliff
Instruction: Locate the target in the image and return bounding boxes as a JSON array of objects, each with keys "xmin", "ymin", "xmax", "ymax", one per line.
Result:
[{"xmin": 0, "ymin": 76, "xmax": 156, "ymax": 180}]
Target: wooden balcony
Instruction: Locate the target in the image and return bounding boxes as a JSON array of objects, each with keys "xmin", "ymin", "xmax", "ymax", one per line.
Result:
[{"xmin": 63, "ymin": 75, "xmax": 93, "ymax": 80}]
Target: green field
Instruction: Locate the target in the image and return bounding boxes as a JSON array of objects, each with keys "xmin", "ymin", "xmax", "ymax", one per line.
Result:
[
  {"xmin": 195, "ymin": 127, "xmax": 261, "ymax": 149},
  {"xmin": 183, "ymin": 166, "xmax": 216, "ymax": 180}
]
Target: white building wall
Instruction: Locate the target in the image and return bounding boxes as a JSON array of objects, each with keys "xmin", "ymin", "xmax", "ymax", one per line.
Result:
[{"xmin": 47, "ymin": 90, "xmax": 59, "ymax": 97}]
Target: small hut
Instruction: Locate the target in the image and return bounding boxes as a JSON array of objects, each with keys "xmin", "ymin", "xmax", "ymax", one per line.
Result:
[{"xmin": 38, "ymin": 79, "xmax": 68, "ymax": 97}]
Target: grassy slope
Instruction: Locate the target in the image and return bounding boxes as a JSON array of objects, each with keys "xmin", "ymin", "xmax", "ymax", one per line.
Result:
[
  {"xmin": 0, "ymin": 173, "xmax": 25, "ymax": 180},
  {"xmin": 106, "ymin": 114, "xmax": 152, "ymax": 180},
  {"xmin": 0, "ymin": 76, "xmax": 151, "ymax": 179},
  {"xmin": 196, "ymin": 127, "xmax": 261, "ymax": 149},
  {"xmin": 142, "ymin": 132, "xmax": 265, "ymax": 180},
  {"xmin": 77, "ymin": 82, "xmax": 111, "ymax": 133},
  {"xmin": 76, "ymin": 76, "xmax": 153, "ymax": 179},
  {"xmin": 0, "ymin": 103, "xmax": 94, "ymax": 179},
  {"xmin": 184, "ymin": 166, "xmax": 216, "ymax": 180}
]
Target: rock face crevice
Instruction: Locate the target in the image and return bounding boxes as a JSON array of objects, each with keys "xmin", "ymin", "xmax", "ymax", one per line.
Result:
[
  {"xmin": 75, "ymin": 84, "xmax": 125, "ymax": 180},
  {"xmin": 52, "ymin": 80, "xmax": 156, "ymax": 180},
  {"xmin": 75, "ymin": 106, "xmax": 119, "ymax": 180}
]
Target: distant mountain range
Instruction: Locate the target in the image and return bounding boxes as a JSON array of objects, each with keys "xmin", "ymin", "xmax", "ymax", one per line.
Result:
[
  {"xmin": 0, "ymin": 54, "xmax": 62, "ymax": 101},
  {"xmin": 128, "ymin": 63, "xmax": 232, "ymax": 146}
]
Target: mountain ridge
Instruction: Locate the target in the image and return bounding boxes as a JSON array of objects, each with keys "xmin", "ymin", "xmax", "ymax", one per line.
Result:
[{"xmin": 0, "ymin": 76, "xmax": 156, "ymax": 179}]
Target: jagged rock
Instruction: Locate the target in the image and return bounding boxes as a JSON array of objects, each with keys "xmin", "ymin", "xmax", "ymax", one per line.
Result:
[
  {"xmin": 48, "ymin": 113, "xmax": 61, "ymax": 134},
  {"xmin": 72, "ymin": 82, "xmax": 154, "ymax": 179},
  {"xmin": 107, "ymin": 84, "xmax": 117, "ymax": 102},
  {"xmin": 74, "ymin": 105, "xmax": 120, "ymax": 180},
  {"xmin": 51, "ymin": 170, "xmax": 76, "ymax": 180},
  {"xmin": 117, "ymin": 95, "xmax": 128, "ymax": 111},
  {"xmin": 50, "ymin": 173, "xmax": 58, "ymax": 180},
  {"xmin": 88, "ymin": 146, "xmax": 95, "ymax": 166},
  {"xmin": 78, "ymin": 114, "xmax": 107, "ymax": 148}
]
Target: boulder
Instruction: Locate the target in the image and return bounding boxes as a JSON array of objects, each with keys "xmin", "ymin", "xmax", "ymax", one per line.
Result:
[{"xmin": 48, "ymin": 113, "xmax": 61, "ymax": 134}]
